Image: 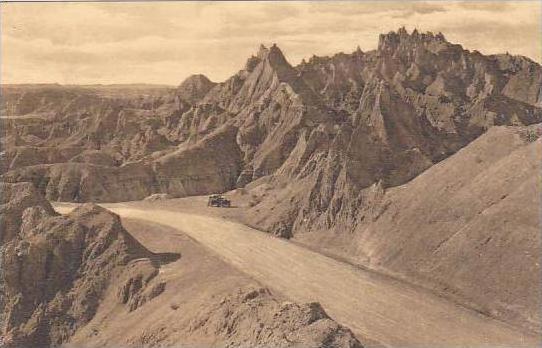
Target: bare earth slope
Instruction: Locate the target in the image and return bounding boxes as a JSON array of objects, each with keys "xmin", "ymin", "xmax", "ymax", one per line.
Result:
[
  {"xmin": 0, "ymin": 183, "xmax": 361, "ymax": 348},
  {"xmin": 54, "ymin": 203, "xmax": 540, "ymax": 348},
  {"xmin": 289, "ymin": 124, "xmax": 541, "ymax": 332},
  {"xmin": 3, "ymin": 29, "xmax": 542, "ymax": 211},
  {"xmin": 0, "ymin": 194, "xmax": 165, "ymax": 347},
  {"xmin": 0, "ymin": 182, "xmax": 56, "ymax": 245},
  {"xmin": 66, "ymin": 219, "xmax": 362, "ymax": 348},
  {"xmin": 2, "ymin": 27, "xmax": 541, "ymax": 347}
]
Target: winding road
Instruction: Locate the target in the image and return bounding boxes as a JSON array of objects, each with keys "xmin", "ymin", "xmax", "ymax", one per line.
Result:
[{"xmin": 54, "ymin": 203, "xmax": 539, "ymax": 347}]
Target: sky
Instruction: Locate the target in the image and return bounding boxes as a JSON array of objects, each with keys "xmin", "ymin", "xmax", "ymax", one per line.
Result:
[{"xmin": 1, "ymin": 1, "xmax": 541, "ymax": 85}]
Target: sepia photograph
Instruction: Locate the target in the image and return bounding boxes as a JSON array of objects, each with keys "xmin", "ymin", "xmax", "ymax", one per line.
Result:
[{"xmin": 0, "ymin": 1, "xmax": 541, "ymax": 347}]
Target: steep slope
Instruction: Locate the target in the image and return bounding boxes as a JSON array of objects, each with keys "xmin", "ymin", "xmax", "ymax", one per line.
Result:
[
  {"xmin": 153, "ymin": 124, "xmax": 242, "ymax": 197},
  {"xmin": 357, "ymin": 124, "xmax": 541, "ymax": 332},
  {"xmin": 64, "ymin": 219, "xmax": 363, "ymax": 348},
  {"xmin": 195, "ymin": 43, "xmax": 330, "ymax": 184},
  {"xmin": 176, "ymin": 74, "xmax": 216, "ymax": 104},
  {"xmin": 1, "ymin": 27, "xmax": 541, "ymax": 344},
  {"xmin": 0, "ymin": 182, "xmax": 56, "ymax": 245},
  {"xmin": 0, "ymin": 185, "xmax": 363, "ymax": 348},
  {"xmin": 0, "ymin": 86, "xmax": 179, "ymax": 168},
  {"xmin": 2, "ymin": 32, "xmax": 541, "ymax": 315},
  {"xmin": 247, "ymin": 28, "xmax": 542, "ymax": 239},
  {"xmin": 3, "ymin": 30, "xmax": 541, "ymax": 207},
  {"xmin": 0, "ymin": 186, "xmax": 165, "ymax": 347},
  {"xmin": 2, "ymin": 124, "xmax": 242, "ymax": 202},
  {"xmin": 288, "ymin": 124, "xmax": 541, "ymax": 332}
]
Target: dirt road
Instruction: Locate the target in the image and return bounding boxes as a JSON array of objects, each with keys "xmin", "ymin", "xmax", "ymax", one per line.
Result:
[{"xmin": 54, "ymin": 203, "xmax": 539, "ymax": 347}]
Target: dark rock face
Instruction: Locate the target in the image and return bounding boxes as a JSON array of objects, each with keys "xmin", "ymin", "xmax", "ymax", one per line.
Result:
[
  {"xmin": 1, "ymin": 30, "xmax": 541, "ymax": 303},
  {"xmin": 244, "ymin": 30, "xmax": 542, "ymax": 239},
  {"xmin": 2, "ymin": 162, "xmax": 156, "ymax": 202},
  {"xmin": 0, "ymin": 182, "xmax": 56, "ymax": 246},
  {"xmin": 2, "ymin": 29, "xmax": 540, "ymax": 212},
  {"xmin": 152, "ymin": 124, "xmax": 243, "ymax": 197},
  {"xmin": 1, "ymin": 27, "xmax": 541, "ymax": 340},
  {"xmin": 2, "ymin": 125, "xmax": 242, "ymax": 202},
  {"xmin": 176, "ymin": 74, "xmax": 217, "ymax": 104},
  {"xmin": 0, "ymin": 186, "xmax": 164, "ymax": 347}
]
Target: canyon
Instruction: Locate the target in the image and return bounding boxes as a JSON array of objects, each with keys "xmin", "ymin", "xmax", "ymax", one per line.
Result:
[{"xmin": 1, "ymin": 28, "xmax": 541, "ymax": 347}]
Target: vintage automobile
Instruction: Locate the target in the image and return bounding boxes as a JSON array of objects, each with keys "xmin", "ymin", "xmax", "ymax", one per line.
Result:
[{"xmin": 207, "ymin": 194, "xmax": 231, "ymax": 208}]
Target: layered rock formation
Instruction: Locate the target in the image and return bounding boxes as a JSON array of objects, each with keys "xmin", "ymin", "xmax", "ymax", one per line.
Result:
[
  {"xmin": 1, "ymin": 28, "xmax": 541, "ymax": 334},
  {"xmin": 0, "ymin": 185, "xmax": 363, "ymax": 347},
  {"xmin": 129, "ymin": 287, "xmax": 362, "ymax": 348},
  {"xmin": 2, "ymin": 124, "xmax": 241, "ymax": 202},
  {"xmin": 261, "ymin": 123, "xmax": 541, "ymax": 332},
  {"xmin": 246, "ymin": 29, "xmax": 542, "ymax": 237},
  {"xmin": 176, "ymin": 74, "xmax": 217, "ymax": 104},
  {"xmin": 0, "ymin": 185, "xmax": 164, "ymax": 347},
  {"xmin": 2, "ymin": 29, "xmax": 540, "ymax": 211},
  {"xmin": 152, "ymin": 124, "xmax": 242, "ymax": 197},
  {"xmin": 347, "ymin": 124, "xmax": 542, "ymax": 332},
  {"xmin": 0, "ymin": 182, "xmax": 56, "ymax": 246}
]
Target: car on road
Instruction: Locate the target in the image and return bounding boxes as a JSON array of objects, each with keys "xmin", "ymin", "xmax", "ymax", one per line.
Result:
[{"xmin": 207, "ymin": 194, "xmax": 231, "ymax": 208}]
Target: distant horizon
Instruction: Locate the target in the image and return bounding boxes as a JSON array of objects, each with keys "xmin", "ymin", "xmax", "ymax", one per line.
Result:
[
  {"xmin": 1, "ymin": 37, "xmax": 540, "ymax": 87},
  {"xmin": 2, "ymin": 1, "xmax": 541, "ymax": 85}
]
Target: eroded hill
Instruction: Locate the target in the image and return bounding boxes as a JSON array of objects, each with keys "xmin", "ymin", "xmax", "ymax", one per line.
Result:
[
  {"xmin": 1, "ymin": 28, "xmax": 541, "ymax": 338},
  {"xmin": 2, "ymin": 29, "xmax": 541, "ymax": 209},
  {"xmin": 0, "ymin": 183, "xmax": 363, "ymax": 348},
  {"xmin": 253, "ymin": 124, "xmax": 541, "ymax": 332}
]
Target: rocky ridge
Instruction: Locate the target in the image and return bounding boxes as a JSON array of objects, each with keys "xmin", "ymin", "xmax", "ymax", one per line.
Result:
[
  {"xmin": 0, "ymin": 183, "xmax": 364, "ymax": 348},
  {"xmin": 260, "ymin": 123, "xmax": 541, "ymax": 332},
  {"xmin": 349, "ymin": 124, "xmax": 542, "ymax": 332},
  {"xmin": 0, "ymin": 184, "xmax": 165, "ymax": 347},
  {"xmin": 129, "ymin": 287, "xmax": 362, "ymax": 348},
  {"xmin": 1, "ymin": 28, "xmax": 541, "ymax": 335},
  {"xmin": 2, "ymin": 29, "xmax": 540, "ymax": 213}
]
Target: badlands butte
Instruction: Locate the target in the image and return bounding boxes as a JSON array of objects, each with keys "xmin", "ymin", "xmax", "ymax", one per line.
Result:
[{"xmin": 1, "ymin": 28, "xmax": 541, "ymax": 347}]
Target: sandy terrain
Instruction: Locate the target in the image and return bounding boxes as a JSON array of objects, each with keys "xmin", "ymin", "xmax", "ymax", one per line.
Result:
[
  {"xmin": 65, "ymin": 218, "xmax": 254, "ymax": 346},
  {"xmin": 64, "ymin": 217, "xmax": 362, "ymax": 348},
  {"xmin": 54, "ymin": 202, "xmax": 540, "ymax": 348}
]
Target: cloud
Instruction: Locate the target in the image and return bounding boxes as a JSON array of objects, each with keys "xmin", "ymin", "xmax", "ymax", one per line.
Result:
[
  {"xmin": 390, "ymin": 3, "xmax": 448, "ymax": 18},
  {"xmin": 304, "ymin": 1, "xmax": 446, "ymax": 16},
  {"xmin": 456, "ymin": 1, "xmax": 512, "ymax": 12},
  {"xmin": 1, "ymin": 1, "xmax": 540, "ymax": 85}
]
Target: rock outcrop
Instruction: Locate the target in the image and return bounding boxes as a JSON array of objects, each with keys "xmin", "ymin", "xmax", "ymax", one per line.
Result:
[
  {"xmin": 2, "ymin": 124, "xmax": 242, "ymax": 202},
  {"xmin": 0, "ymin": 185, "xmax": 165, "ymax": 347},
  {"xmin": 2, "ymin": 29, "xmax": 540, "ymax": 214},
  {"xmin": 176, "ymin": 74, "xmax": 216, "ymax": 104},
  {"xmin": 0, "ymin": 183, "xmax": 363, "ymax": 348},
  {"xmin": 272, "ymin": 124, "xmax": 540, "ymax": 332},
  {"xmin": 246, "ymin": 28, "xmax": 542, "ymax": 239},
  {"xmin": 0, "ymin": 182, "xmax": 56, "ymax": 245},
  {"xmin": 185, "ymin": 287, "xmax": 362, "ymax": 348},
  {"xmin": 348, "ymin": 124, "xmax": 542, "ymax": 332},
  {"xmin": 2, "ymin": 162, "xmax": 156, "ymax": 202},
  {"xmin": 1, "ymin": 28, "xmax": 541, "ymax": 335},
  {"xmin": 130, "ymin": 287, "xmax": 363, "ymax": 348},
  {"xmin": 152, "ymin": 124, "xmax": 243, "ymax": 197}
]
